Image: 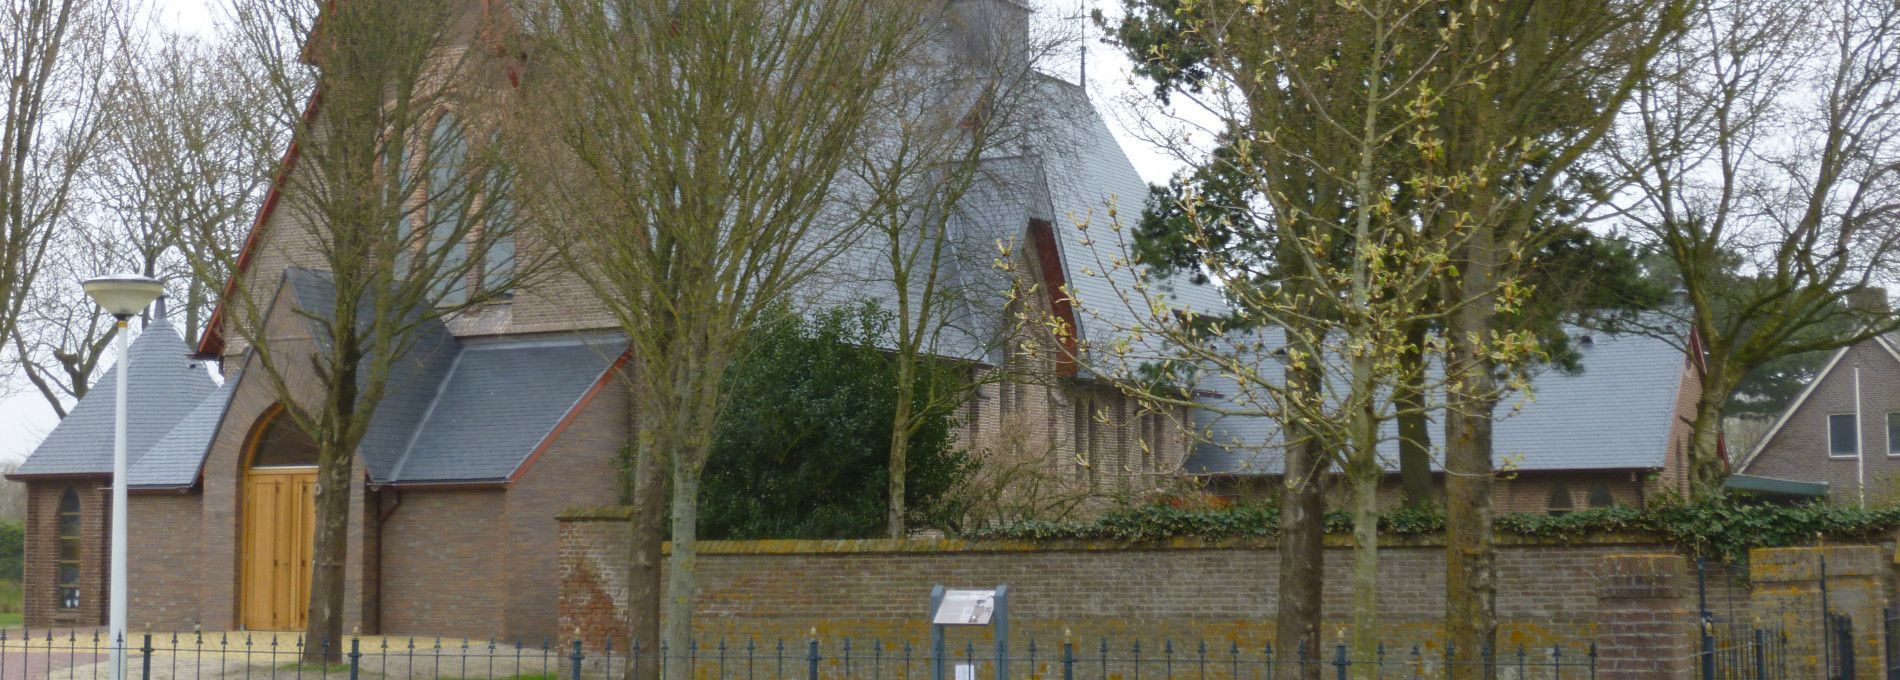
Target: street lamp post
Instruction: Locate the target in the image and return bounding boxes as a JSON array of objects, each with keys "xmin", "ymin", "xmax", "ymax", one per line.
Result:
[{"xmin": 82, "ymin": 274, "xmax": 166, "ymax": 680}]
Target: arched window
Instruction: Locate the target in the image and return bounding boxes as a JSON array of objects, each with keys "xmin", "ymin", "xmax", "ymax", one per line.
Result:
[
  {"xmin": 250, "ymin": 407, "xmax": 320, "ymax": 468},
  {"xmin": 56, "ymin": 488, "xmax": 81, "ymax": 610},
  {"xmin": 427, "ymin": 114, "xmax": 472, "ymax": 305},
  {"xmin": 1588, "ymin": 483, "xmax": 1616, "ymax": 509},
  {"xmin": 1547, "ymin": 482, "xmax": 1575, "ymax": 516},
  {"xmin": 481, "ymin": 132, "xmax": 516, "ymax": 297}
]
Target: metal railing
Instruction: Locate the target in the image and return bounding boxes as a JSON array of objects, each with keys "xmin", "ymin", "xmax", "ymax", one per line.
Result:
[
  {"xmin": 0, "ymin": 630, "xmax": 1617, "ymax": 680},
  {"xmin": 0, "ymin": 628, "xmax": 1806, "ymax": 679}
]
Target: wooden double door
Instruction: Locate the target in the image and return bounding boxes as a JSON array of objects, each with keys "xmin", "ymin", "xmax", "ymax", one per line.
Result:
[{"xmin": 240, "ymin": 467, "xmax": 317, "ymax": 631}]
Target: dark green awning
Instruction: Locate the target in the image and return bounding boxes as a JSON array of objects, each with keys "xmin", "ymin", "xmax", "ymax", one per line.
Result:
[{"xmin": 1723, "ymin": 474, "xmax": 1828, "ymax": 499}]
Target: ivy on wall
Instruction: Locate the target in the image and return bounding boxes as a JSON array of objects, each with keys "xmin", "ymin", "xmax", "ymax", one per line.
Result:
[{"xmin": 963, "ymin": 497, "xmax": 1900, "ymax": 564}]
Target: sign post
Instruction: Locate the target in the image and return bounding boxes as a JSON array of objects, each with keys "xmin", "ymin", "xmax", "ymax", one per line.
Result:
[{"xmin": 928, "ymin": 584, "xmax": 1010, "ymax": 680}]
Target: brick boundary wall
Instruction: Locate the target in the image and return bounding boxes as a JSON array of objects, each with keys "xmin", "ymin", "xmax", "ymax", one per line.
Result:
[
  {"xmin": 558, "ymin": 509, "xmax": 1670, "ymax": 659},
  {"xmin": 1594, "ymin": 554, "xmax": 1694, "ymax": 679},
  {"xmin": 1751, "ymin": 545, "xmax": 1891, "ymax": 680}
]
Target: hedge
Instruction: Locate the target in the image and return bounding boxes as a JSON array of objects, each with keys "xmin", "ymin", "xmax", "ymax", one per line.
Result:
[{"xmin": 961, "ymin": 497, "xmax": 1900, "ymax": 564}]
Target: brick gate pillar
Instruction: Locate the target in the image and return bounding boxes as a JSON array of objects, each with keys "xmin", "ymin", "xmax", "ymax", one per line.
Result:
[
  {"xmin": 1594, "ymin": 553, "xmax": 1695, "ymax": 679},
  {"xmin": 1750, "ymin": 545, "xmax": 1887, "ymax": 680}
]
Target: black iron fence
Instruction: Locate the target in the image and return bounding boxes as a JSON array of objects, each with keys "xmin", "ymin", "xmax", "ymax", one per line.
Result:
[
  {"xmin": 1698, "ymin": 625, "xmax": 1788, "ymax": 680},
  {"xmin": 1886, "ymin": 606, "xmax": 1900, "ymax": 680},
  {"xmin": 0, "ymin": 629, "xmax": 1804, "ymax": 680}
]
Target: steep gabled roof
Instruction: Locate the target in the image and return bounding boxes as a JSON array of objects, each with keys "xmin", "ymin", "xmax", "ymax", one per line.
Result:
[
  {"xmin": 1733, "ymin": 334, "xmax": 1900, "ymax": 472},
  {"xmin": 12, "ymin": 322, "xmax": 219, "ymax": 479}
]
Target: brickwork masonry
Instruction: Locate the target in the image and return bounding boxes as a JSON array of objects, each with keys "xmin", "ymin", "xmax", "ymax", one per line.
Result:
[{"xmin": 559, "ymin": 509, "xmax": 1670, "ymax": 658}]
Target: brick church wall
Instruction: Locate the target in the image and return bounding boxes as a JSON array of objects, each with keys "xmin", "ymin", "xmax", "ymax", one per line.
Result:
[
  {"xmin": 127, "ymin": 493, "xmax": 206, "ymax": 629},
  {"xmin": 22, "ymin": 480, "xmax": 108, "ymax": 628}
]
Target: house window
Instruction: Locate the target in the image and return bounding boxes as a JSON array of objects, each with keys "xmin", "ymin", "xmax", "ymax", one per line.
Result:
[
  {"xmin": 1074, "ymin": 396, "xmax": 1097, "ymax": 490},
  {"xmin": 1888, "ymin": 413, "xmax": 1900, "ymax": 455},
  {"xmin": 965, "ymin": 391, "xmax": 981, "ymax": 441},
  {"xmin": 1546, "ymin": 482, "xmax": 1574, "ymax": 516},
  {"xmin": 56, "ymin": 488, "xmax": 81, "ymax": 610},
  {"xmin": 1587, "ymin": 483, "xmax": 1615, "ymax": 508},
  {"xmin": 426, "ymin": 114, "xmax": 472, "ymax": 305},
  {"xmin": 1829, "ymin": 414, "xmax": 1859, "ymax": 457},
  {"xmin": 1139, "ymin": 410, "xmax": 1169, "ymax": 474},
  {"xmin": 393, "ymin": 115, "xmax": 517, "ymax": 303}
]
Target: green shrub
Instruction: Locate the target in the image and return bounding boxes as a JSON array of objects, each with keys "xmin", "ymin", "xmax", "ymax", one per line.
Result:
[
  {"xmin": 0, "ymin": 521, "xmax": 20, "ymax": 581},
  {"xmin": 697, "ymin": 302, "xmax": 969, "ymax": 539},
  {"xmin": 963, "ymin": 495, "xmax": 1900, "ymax": 564}
]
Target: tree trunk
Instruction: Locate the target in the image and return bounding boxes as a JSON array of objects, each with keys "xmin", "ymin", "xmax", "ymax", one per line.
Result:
[
  {"xmin": 1443, "ymin": 390, "xmax": 1496, "ymax": 678},
  {"xmin": 303, "ymin": 341, "xmax": 360, "ymax": 664},
  {"xmin": 886, "ymin": 355, "xmax": 915, "ymax": 538},
  {"xmin": 1345, "ymin": 345, "xmax": 1380, "ymax": 678},
  {"xmin": 662, "ymin": 444, "xmax": 704, "ymax": 680},
  {"xmin": 302, "ymin": 438, "xmax": 353, "ymax": 663},
  {"xmin": 1397, "ymin": 323, "xmax": 1433, "ymax": 509},
  {"xmin": 1274, "ymin": 362, "xmax": 1324, "ymax": 678},
  {"xmin": 1444, "ymin": 235, "xmax": 1497, "ymax": 679},
  {"xmin": 185, "ymin": 277, "xmax": 205, "ymax": 350},
  {"xmin": 1348, "ymin": 447, "xmax": 1380, "ymax": 680},
  {"xmin": 622, "ymin": 433, "xmax": 665, "ymax": 680},
  {"xmin": 1686, "ymin": 367, "xmax": 1730, "ymax": 498}
]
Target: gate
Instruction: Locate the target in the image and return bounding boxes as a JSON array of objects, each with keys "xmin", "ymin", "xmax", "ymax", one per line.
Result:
[
  {"xmin": 1696, "ymin": 557, "xmax": 1789, "ymax": 679},
  {"xmin": 1828, "ymin": 612, "xmax": 1855, "ymax": 680},
  {"xmin": 1886, "ymin": 607, "xmax": 1900, "ymax": 680}
]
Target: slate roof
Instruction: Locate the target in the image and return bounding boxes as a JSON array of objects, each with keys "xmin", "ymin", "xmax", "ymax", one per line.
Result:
[
  {"xmin": 18, "ymin": 270, "xmax": 627, "ymax": 488},
  {"xmin": 127, "ymin": 377, "xmax": 239, "ymax": 488},
  {"xmin": 12, "ymin": 321, "xmax": 218, "ymax": 478},
  {"xmin": 386, "ymin": 334, "xmax": 626, "ymax": 483},
  {"xmin": 268, "ymin": 269, "xmax": 627, "ymax": 485},
  {"xmin": 1183, "ymin": 326, "xmax": 1693, "ymax": 475},
  {"xmin": 1023, "ymin": 79, "xmax": 1228, "ymax": 368},
  {"xmin": 795, "ymin": 75, "xmax": 1227, "ymax": 367}
]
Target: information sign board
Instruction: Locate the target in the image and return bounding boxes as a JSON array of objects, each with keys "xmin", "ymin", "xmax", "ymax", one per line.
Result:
[{"xmin": 932, "ymin": 589, "xmax": 997, "ymax": 625}]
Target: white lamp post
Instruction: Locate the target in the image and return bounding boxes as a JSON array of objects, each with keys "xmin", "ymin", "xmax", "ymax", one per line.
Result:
[{"xmin": 82, "ymin": 274, "xmax": 165, "ymax": 680}]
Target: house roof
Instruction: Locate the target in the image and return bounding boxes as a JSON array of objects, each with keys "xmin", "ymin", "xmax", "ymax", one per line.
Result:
[
  {"xmin": 23, "ymin": 269, "xmax": 627, "ymax": 489},
  {"xmin": 1184, "ymin": 325, "xmax": 1694, "ymax": 475},
  {"xmin": 274, "ymin": 268, "xmax": 628, "ymax": 485},
  {"xmin": 12, "ymin": 321, "xmax": 219, "ymax": 479},
  {"xmin": 1733, "ymin": 333, "xmax": 1900, "ymax": 473},
  {"xmin": 127, "ymin": 377, "xmax": 240, "ymax": 488},
  {"xmin": 790, "ymin": 75, "xmax": 1224, "ymax": 369},
  {"xmin": 384, "ymin": 334, "xmax": 627, "ymax": 483}
]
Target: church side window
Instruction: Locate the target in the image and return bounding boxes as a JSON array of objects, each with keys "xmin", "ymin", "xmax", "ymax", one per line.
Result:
[{"xmin": 56, "ymin": 488, "xmax": 81, "ymax": 610}]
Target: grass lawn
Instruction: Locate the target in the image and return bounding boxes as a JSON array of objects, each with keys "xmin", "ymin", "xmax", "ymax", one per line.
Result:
[{"xmin": 0, "ymin": 613, "xmax": 18, "ymax": 629}]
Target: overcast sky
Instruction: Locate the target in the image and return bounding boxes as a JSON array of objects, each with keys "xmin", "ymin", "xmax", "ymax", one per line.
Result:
[{"xmin": 0, "ymin": 0, "xmax": 1195, "ymax": 463}]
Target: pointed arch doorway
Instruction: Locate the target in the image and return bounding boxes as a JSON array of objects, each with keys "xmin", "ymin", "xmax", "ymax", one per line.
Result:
[{"xmin": 240, "ymin": 405, "xmax": 319, "ymax": 631}]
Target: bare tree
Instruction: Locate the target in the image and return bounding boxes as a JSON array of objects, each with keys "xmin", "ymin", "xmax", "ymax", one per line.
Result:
[
  {"xmin": 512, "ymin": 1, "xmax": 926, "ymax": 675},
  {"xmin": 193, "ymin": 0, "xmax": 530, "ymax": 659},
  {"xmin": 99, "ymin": 32, "xmax": 283, "ymax": 345},
  {"xmin": 1607, "ymin": 0, "xmax": 1900, "ymax": 496},
  {"xmin": 0, "ymin": 0, "xmax": 120, "ymax": 388},
  {"xmin": 9, "ymin": 218, "xmax": 126, "ymax": 416},
  {"xmin": 845, "ymin": 1, "xmax": 1075, "ymax": 538},
  {"xmin": 12, "ymin": 26, "xmax": 274, "ymax": 418}
]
